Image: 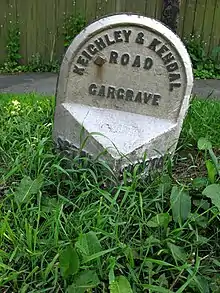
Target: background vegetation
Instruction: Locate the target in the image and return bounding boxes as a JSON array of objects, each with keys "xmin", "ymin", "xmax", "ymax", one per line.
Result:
[{"xmin": 1, "ymin": 11, "xmax": 220, "ymax": 79}]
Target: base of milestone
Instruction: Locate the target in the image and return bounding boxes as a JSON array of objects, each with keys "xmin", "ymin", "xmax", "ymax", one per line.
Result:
[{"xmin": 53, "ymin": 103, "xmax": 183, "ymax": 171}]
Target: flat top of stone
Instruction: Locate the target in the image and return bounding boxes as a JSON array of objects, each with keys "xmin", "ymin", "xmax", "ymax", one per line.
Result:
[
  {"xmin": 63, "ymin": 103, "xmax": 176, "ymax": 157},
  {"xmin": 56, "ymin": 14, "xmax": 193, "ymax": 122}
]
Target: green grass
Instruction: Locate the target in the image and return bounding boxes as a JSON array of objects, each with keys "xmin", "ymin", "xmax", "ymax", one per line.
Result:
[
  {"xmin": 180, "ymin": 97, "xmax": 220, "ymax": 148},
  {"xmin": 0, "ymin": 93, "xmax": 220, "ymax": 292}
]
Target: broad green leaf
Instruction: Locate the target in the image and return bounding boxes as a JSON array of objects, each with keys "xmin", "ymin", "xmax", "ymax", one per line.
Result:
[
  {"xmin": 193, "ymin": 199, "xmax": 210, "ymax": 210},
  {"xmin": 67, "ymin": 270, "xmax": 100, "ymax": 293},
  {"xmin": 109, "ymin": 276, "xmax": 133, "ymax": 293},
  {"xmin": 59, "ymin": 245, "xmax": 79, "ymax": 279},
  {"xmin": 14, "ymin": 175, "xmax": 43, "ymax": 204},
  {"xmin": 170, "ymin": 186, "xmax": 191, "ymax": 224},
  {"xmin": 192, "ymin": 177, "xmax": 208, "ymax": 189},
  {"xmin": 147, "ymin": 213, "xmax": 170, "ymax": 228},
  {"xmin": 143, "ymin": 285, "xmax": 173, "ymax": 293},
  {"xmin": 198, "ymin": 137, "xmax": 212, "ymax": 150},
  {"xmin": 209, "ymin": 148, "xmax": 220, "ymax": 176},
  {"xmin": 75, "ymin": 231, "xmax": 102, "ymax": 256},
  {"xmin": 189, "ymin": 276, "xmax": 210, "ymax": 293},
  {"xmin": 167, "ymin": 243, "xmax": 187, "ymax": 264},
  {"xmin": 158, "ymin": 175, "xmax": 172, "ymax": 196},
  {"xmin": 190, "ymin": 213, "xmax": 208, "ymax": 228},
  {"xmin": 202, "ymin": 184, "xmax": 220, "ymax": 211},
  {"xmin": 145, "ymin": 235, "xmax": 160, "ymax": 246},
  {"xmin": 206, "ymin": 160, "xmax": 217, "ymax": 184}
]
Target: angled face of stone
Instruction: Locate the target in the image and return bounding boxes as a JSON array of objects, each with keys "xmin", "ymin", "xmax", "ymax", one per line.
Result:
[{"xmin": 53, "ymin": 14, "xmax": 193, "ymax": 170}]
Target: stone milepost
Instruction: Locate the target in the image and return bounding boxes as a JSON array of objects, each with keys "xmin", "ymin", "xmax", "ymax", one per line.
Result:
[{"xmin": 54, "ymin": 14, "xmax": 193, "ymax": 170}]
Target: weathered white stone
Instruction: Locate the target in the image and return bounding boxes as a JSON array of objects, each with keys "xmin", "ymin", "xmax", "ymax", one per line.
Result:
[{"xmin": 53, "ymin": 14, "xmax": 193, "ymax": 170}]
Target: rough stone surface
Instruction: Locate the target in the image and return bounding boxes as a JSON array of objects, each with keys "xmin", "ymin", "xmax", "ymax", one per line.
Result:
[{"xmin": 53, "ymin": 14, "xmax": 193, "ymax": 170}]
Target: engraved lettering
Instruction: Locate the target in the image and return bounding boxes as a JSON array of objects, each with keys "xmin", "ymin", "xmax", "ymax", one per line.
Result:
[
  {"xmin": 169, "ymin": 73, "xmax": 181, "ymax": 82},
  {"xmin": 167, "ymin": 62, "xmax": 178, "ymax": 72},
  {"xmin": 82, "ymin": 50, "xmax": 92, "ymax": 60},
  {"xmin": 162, "ymin": 52, "xmax": 175, "ymax": 65},
  {"xmin": 144, "ymin": 57, "xmax": 153, "ymax": 70},
  {"xmin": 73, "ymin": 64, "xmax": 85, "ymax": 75},
  {"xmin": 107, "ymin": 86, "xmax": 116, "ymax": 99},
  {"xmin": 109, "ymin": 51, "xmax": 118, "ymax": 64},
  {"xmin": 89, "ymin": 83, "xmax": 97, "ymax": 95},
  {"xmin": 121, "ymin": 53, "xmax": 130, "ymax": 66},
  {"xmin": 148, "ymin": 38, "xmax": 162, "ymax": 51},
  {"xmin": 88, "ymin": 84, "xmax": 162, "ymax": 105},
  {"xmin": 135, "ymin": 92, "xmax": 142, "ymax": 103},
  {"xmin": 94, "ymin": 37, "xmax": 106, "ymax": 51},
  {"xmin": 98, "ymin": 85, "xmax": 105, "ymax": 96},
  {"xmin": 126, "ymin": 89, "xmax": 134, "ymax": 101},
  {"xmin": 136, "ymin": 32, "xmax": 144, "ymax": 44},
  {"xmin": 148, "ymin": 39, "xmax": 181, "ymax": 91},
  {"xmin": 87, "ymin": 44, "xmax": 98, "ymax": 55},
  {"xmin": 169, "ymin": 83, "xmax": 181, "ymax": 92},
  {"xmin": 132, "ymin": 55, "xmax": 141, "ymax": 67},
  {"xmin": 117, "ymin": 88, "xmax": 125, "ymax": 99},
  {"xmin": 114, "ymin": 30, "xmax": 123, "ymax": 43},
  {"xmin": 152, "ymin": 94, "xmax": 161, "ymax": 106},
  {"xmin": 144, "ymin": 93, "xmax": 152, "ymax": 104},
  {"xmin": 104, "ymin": 34, "xmax": 116, "ymax": 46},
  {"xmin": 156, "ymin": 45, "xmax": 169, "ymax": 57},
  {"xmin": 123, "ymin": 30, "xmax": 132, "ymax": 43},
  {"xmin": 77, "ymin": 56, "xmax": 89, "ymax": 67}
]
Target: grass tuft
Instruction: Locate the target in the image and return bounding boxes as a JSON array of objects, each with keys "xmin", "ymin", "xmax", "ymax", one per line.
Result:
[
  {"xmin": 180, "ymin": 97, "xmax": 220, "ymax": 148},
  {"xmin": 0, "ymin": 93, "xmax": 220, "ymax": 292}
]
